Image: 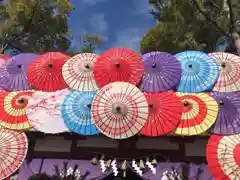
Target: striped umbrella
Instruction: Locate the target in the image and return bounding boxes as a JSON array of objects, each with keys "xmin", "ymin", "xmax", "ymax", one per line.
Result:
[
  {"xmin": 61, "ymin": 91, "xmax": 100, "ymax": 135},
  {"xmin": 0, "ymin": 91, "xmax": 33, "ymax": 130},
  {"xmin": 62, "ymin": 53, "xmax": 99, "ymax": 91},
  {"xmin": 0, "ymin": 128, "xmax": 28, "ymax": 180},
  {"xmin": 174, "ymin": 92, "xmax": 218, "ymax": 136},
  {"xmin": 209, "ymin": 52, "xmax": 240, "ymax": 92},
  {"xmin": 175, "ymin": 51, "xmax": 219, "ymax": 93},
  {"xmin": 91, "ymin": 82, "xmax": 148, "ymax": 139}
]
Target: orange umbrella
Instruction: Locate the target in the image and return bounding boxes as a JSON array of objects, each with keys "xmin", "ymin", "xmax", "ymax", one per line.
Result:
[
  {"xmin": 0, "ymin": 91, "xmax": 33, "ymax": 130},
  {"xmin": 174, "ymin": 92, "xmax": 218, "ymax": 136}
]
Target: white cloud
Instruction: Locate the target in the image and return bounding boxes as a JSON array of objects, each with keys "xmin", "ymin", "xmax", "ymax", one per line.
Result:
[
  {"xmin": 89, "ymin": 13, "xmax": 108, "ymax": 33},
  {"xmin": 111, "ymin": 28, "xmax": 144, "ymax": 53},
  {"xmin": 132, "ymin": 0, "xmax": 153, "ymax": 18},
  {"xmin": 83, "ymin": 0, "xmax": 108, "ymax": 6}
]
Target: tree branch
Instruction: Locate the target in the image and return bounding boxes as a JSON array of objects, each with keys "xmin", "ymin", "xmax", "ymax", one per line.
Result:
[{"xmin": 191, "ymin": 0, "xmax": 229, "ymax": 37}]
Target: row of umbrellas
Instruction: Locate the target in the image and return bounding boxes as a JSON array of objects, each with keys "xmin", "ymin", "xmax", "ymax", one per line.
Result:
[
  {"xmin": 0, "ymin": 49, "xmax": 239, "ymax": 93},
  {"xmin": 0, "ymin": 82, "xmax": 239, "ymax": 137}
]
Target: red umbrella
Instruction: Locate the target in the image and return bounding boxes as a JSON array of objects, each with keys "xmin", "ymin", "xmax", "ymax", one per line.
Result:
[
  {"xmin": 207, "ymin": 134, "xmax": 240, "ymax": 180},
  {"xmin": 0, "ymin": 91, "xmax": 33, "ymax": 130},
  {"xmin": 27, "ymin": 52, "xmax": 70, "ymax": 92},
  {"xmin": 140, "ymin": 92, "xmax": 183, "ymax": 136},
  {"xmin": 93, "ymin": 48, "xmax": 144, "ymax": 87}
]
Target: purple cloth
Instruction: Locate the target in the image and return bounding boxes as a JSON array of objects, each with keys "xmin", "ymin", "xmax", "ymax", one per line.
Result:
[
  {"xmin": 140, "ymin": 52, "xmax": 181, "ymax": 92},
  {"xmin": 17, "ymin": 159, "xmax": 112, "ymax": 180},
  {"xmin": 0, "ymin": 53, "xmax": 37, "ymax": 91},
  {"xmin": 209, "ymin": 92, "xmax": 240, "ymax": 135}
]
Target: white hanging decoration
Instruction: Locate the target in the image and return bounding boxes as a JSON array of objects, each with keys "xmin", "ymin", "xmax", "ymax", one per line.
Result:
[
  {"xmin": 111, "ymin": 159, "xmax": 119, "ymax": 176},
  {"xmin": 60, "ymin": 167, "xmax": 81, "ymax": 180},
  {"xmin": 146, "ymin": 159, "xmax": 156, "ymax": 174},
  {"xmin": 132, "ymin": 160, "xmax": 143, "ymax": 176},
  {"xmin": 100, "ymin": 159, "xmax": 107, "ymax": 173}
]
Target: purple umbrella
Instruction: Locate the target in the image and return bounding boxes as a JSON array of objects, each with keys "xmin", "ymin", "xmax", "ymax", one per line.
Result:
[
  {"xmin": 0, "ymin": 53, "xmax": 38, "ymax": 91},
  {"xmin": 139, "ymin": 52, "xmax": 181, "ymax": 92},
  {"xmin": 209, "ymin": 92, "xmax": 240, "ymax": 135}
]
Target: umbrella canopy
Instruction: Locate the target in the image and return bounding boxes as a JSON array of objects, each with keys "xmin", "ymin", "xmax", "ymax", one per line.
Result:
[
  {"xmin": 93, "ymin": 48, "xmax": 144, "ymax": 87},
  {"xmin": 209, "ymin": 92, "xmax": 240, "ymax": 135},
  {"xmin": 139, "ymin": 52, "xmax": 181, "ymax": 92},
  {"xmin": 140, "ymin": 92, "xmax": 183, "ymax": 136},
  {"xmin": 0, "ymin": 128, "xmax": 28, "ymax": 180},
  {"xmin": 206, "ymin": 134, "xmax": 240, "ymax": 180},
  {"xmin": 0, "ymin": 91, "xmax": 33, "ymax": 130},
  {"xmin": 61, "ymin": 91, "xmax": 100, "ymax": 135},
  {"xmin": 62, "ymin": 53, "xmax": 99, "ymax": 91},
  {"xmin": 209, "ymin": 52, "xmax": 240, "ymax": 92},
  {"xmin": 174, "ymin": 92, "xmax": 218, "ymax": 136},
  {"xmin": 26, "ymin": 89, "xmax": 69, "ymax": 134},
  {"xmin": 175, "ymin": 51, "xmax": 219, "ymax": 93},
  {"xmin": 0, "ymin": 53, "xmax": 38, "ymax": 91},
  {"xmin": 0, "ymin": 54, "xmax": 11, "ymax": 65},
  {"xmin": 91, "ymin": 82, "xmax": 148, "ymax": 139},
  {"xmin": 27, "ymin": 52, "xmax": 70, "ymax": 92}
]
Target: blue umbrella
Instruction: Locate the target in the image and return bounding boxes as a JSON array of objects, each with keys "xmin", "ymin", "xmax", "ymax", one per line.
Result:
[
  {"xmin": 175, "ymin": 51, "xmax": 219, "ymax": 93},
  {"xmin": 61, "ymin": 91, "xmax": 100, "ymax": 135}
]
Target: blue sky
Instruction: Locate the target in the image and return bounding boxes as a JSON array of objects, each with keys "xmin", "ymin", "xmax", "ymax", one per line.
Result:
[{"xmin": 68, "ymin": 0, "xmax": 156, "ymax": 54}]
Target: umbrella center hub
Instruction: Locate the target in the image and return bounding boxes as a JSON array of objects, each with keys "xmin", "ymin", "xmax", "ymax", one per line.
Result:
[
  {"xmin": 221, "ymin": 62, "xmax": 226, "ymax": 68},
  {"xmin": 115, "ymin": 62, "xmax": 120, "ymax": 68},
  {"xmin": 188, "ymin": 64, "xmax": 193, "ymax": 68},
  {"xmin": 17, "ymin": 98, "xmax": 25, "ymax": 104},
  {"xmin": 17, "ymin": 65, "xmax": 22, "ymax": 69},
  {"xmin": 82, "ymin": 63, "xmax": 92, "ymax": 72},
  {"xmin": 48, "ymin": 64, "xmax": 53, "ymax": 68},
  {"xmin": 112, "ymin": 103, "xmax": 127, "ymax": 116},
  {"xmin": 152, "ymin": 63, "xmax": 156, "ymax": 68},
  {"xmin": 148, "ymin": 103, "xmax": 154, "ymax": 108},
  {"xmin": 219, "ymin": 100, "xmax": 224, "ymax": 106},
  {"xmin": 87, "ymin": 103, "xmax": 91, "ymax": 108},
  {"xmin": 183, "ymin": 101, "xmax": 189, "ymax": 107}
]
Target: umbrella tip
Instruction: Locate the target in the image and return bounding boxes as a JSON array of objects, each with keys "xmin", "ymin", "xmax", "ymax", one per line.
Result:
[
  {"xmin": 115, "ymin": 63, "xmax": 120, "ymax": 68},
  {"xmin": 152, "ymin": 63, "xmax": 156, "ymax": 68},
  {"xmin": 188, "ymin": 64, "xmax": 192, "ymax": 68},
  {"xmin": 148, "ymin": 103, "xmax": 153, "ymax": 108},
  {"xmin": 219, "ymin": 100, "xmax": 224, "ymax": 106},
  {"xmin": 17, "ymin": 65, "xmax": 22, "ymax": 68},
  {"xmin": 48, "ymin": 64, "xmax": 53, "ymax": 68},
  {"xmin": 183, "ymin": 101, "xmax": 189, "ymax": 106},
  {"xmin": 221, "ymin": 62, "xmax": 226, "ymax": 68},
  {"xmin": 85, "ymin": 64, "xmax": 90, "ymax": 69},
  {"xmin": 18, "ymin": 98, "xmax": 25, "ymax": 104}
]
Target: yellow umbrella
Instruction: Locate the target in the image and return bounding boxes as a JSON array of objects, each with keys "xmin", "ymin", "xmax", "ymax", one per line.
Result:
[{"xmin": 174, "ymin": 92, "xmax": 218, "ymax": 136}]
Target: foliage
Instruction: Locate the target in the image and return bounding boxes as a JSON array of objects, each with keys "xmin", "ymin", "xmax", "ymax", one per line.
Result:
[
  {"xmin": 141, "ymin": 0, "xmax": 231, "ymax": 54},
  {"xmin": 0, "ymin": 0, "xmax": 74, "ymax": 54},
  {"xmin": 67, "ymin": 33, "xmax": 104, "ymax": 56}
]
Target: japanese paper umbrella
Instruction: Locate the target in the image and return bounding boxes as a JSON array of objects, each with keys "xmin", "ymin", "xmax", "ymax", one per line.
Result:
[
  {"xmin": 91, "ymin": 82, "xmax": 148, "ymax": 139},
  {"xmin": 26, "ymin": 89, "xmax": 69, "ymax": 134},
  {"xmin": 139, "ymin": 52, "xmax": 181, "ymax": 92},
  {"xmin": 0, "ymin": 54, "xmax": 11, "ymax": 65},
  {"xmin": 62, "ymin": 53, "xmax": 99, "ymax": 91},
  {"xmin": 0, "ymin": 91, "xmax": 33, "ymax": 130},
  {"xmin": 0, "ymin": 53, "xmax": 38, "ymax": 91},
  {"xmin": 209, "ymin": 92, "xmax": 240, "ymax": 135},
  {"xmin": 0, "ymin": 128, "xmax": 28, "ymax": 180},
  {"xmin": 174, "ymin": 92, "xmax": 218, "ymax": 136},
  {"xmin": 209, "ymin": 52, "xmax": 240, "ymax": 92},
  {"xmin": 93, "ymin": 48, "xmax": 144, "ymax": 87},
  {"xmin": 175, "ymin": 51, "xmax": 219, "ymax": 93},
  {"xmin": 206, "ymin": 134, "xmax": 240, "ymax": 180},
  {"xmin": 27, "ymin": 52, "xmax": 70, "ymax": 92},
  {"xmin": 61, "ymin": 91, "xmax": 100, "ymax": 135},
  {"xmin": 140, "ymin": 92, "xmax": 183, "ymax": 136}
]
